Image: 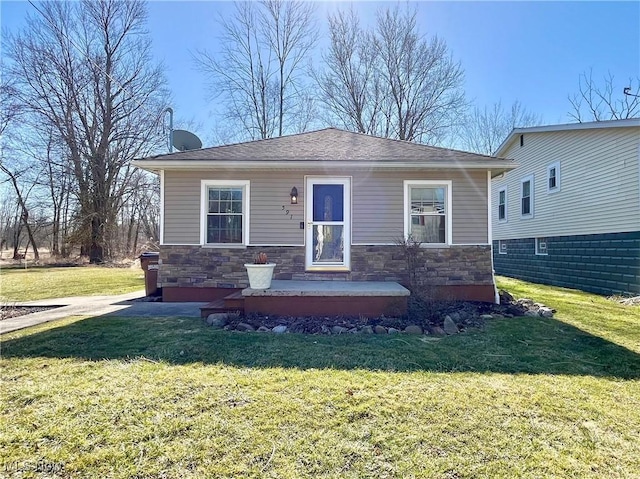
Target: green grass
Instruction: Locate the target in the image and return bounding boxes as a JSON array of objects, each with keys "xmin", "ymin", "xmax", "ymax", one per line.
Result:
[
  {"xmin": 1, "ymin": 277, "xmax": 639, "ymax": 478},
  {"xmin": 0, "ymin": 265, "xmax": 144, "ymax": 301}
]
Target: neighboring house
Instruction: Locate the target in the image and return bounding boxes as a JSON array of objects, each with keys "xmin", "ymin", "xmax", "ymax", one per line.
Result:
[
  {"xmin": 492, "ymin": 119, "xmax": 640, "ymax": 296},
  {"xmin": 132, "ymin": 128, "xmax": 515, "ymax": 304}
]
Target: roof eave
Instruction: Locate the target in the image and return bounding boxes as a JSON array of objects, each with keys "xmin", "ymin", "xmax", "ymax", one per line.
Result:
[
  {"xmin": 132, "ymin": 159, "xmax": 518, "ymax": 174},
  {"xmin": 496, "ymin": 118, "xmax": 640, "ymax": 156}
]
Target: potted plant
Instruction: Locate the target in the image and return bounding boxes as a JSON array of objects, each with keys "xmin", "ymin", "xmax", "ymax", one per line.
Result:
[{"xmin": 244, "ymin": 252, "xmax": 276, "ymax": 289}]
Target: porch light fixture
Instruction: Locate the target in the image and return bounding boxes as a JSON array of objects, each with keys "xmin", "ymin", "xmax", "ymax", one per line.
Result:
[{"xmin": 290, "ymin": 186, "xmax": 298, "ymax": 204}]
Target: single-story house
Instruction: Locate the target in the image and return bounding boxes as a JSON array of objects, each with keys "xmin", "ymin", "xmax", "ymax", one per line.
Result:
[
  {"xmin": 132, "ymin": 128, "xmax": 516, "ymax": 310},
  {"xmin": 492, "ymin": 118, "xmax": 640, "ymax": 296}
]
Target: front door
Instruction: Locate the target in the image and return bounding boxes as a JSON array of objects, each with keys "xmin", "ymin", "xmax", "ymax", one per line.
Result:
[{"xmin": 305, "ymin": 177, "xmax": 351, "ymax": 271}]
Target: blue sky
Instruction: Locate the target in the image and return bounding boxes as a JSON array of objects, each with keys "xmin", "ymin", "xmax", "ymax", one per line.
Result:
[{"xmin": 2, "ymin": 1, "xmax": 639, "ymax": 147}]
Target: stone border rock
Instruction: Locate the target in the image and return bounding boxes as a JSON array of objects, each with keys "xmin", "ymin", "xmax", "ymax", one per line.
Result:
[{"xmin": 203, "ymin": 289, "xmax": 556, "ymax": 336}]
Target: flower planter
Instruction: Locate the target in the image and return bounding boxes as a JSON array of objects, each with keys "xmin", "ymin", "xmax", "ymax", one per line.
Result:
[{"xmin": 244, "ymin": 263, "xmax": 276, "ymax": 289}]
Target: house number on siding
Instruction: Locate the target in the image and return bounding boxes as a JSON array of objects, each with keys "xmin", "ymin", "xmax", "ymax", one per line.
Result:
[{"xmin": 281, "ymin": 205, "xmax": 293, "ymax": 219}]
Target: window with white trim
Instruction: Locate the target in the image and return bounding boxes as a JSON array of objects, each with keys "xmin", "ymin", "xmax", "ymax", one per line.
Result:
[
  {"xmin": 520, "ymin": 175, "xmax": 534, "ymax": 218},
  {"xmin": 201, "ymin": 180, "xmax": 249, "ymax": 245},
  {"xmin": 498, "ymin": 187, "xmax": 507, "ymax": 222},
  {"xmin": 547, "ymin": 161, "xmax": 560, "ymax": 193},
  {"xmin": 404, "ymin": 180, "xmax": 451, "ymax": 245},
  {"xmin": 498, "ymin": 240, "xmax": 507, "ymax": 254},
  {"xmin": 535, "ymin": 237, "xmax": 548, "ymax": 255}
]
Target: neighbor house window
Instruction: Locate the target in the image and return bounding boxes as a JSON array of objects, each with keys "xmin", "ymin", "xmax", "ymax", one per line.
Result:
[
  {"xmin": 498, "ymin": 240, "xmax": 507, "ymax": 254},
  {"xmin": 521, "ymin": 175, "xmax": 534, "ymax": 218},
  {"xmin": 404, "ymin": 180, "xmax": 452, "ymax": 245},
  {"xmin": 535, "ymin": 237, "xmax": 548, "ymax": 255},
  {"xmin": 498, "ymin": 187, "xmax": 507, "ymax": 222},
  {"xmin": 547, "ymin": 161, "xmax": 560, "ymax": 193},
  {"xmin": 201, "ymin": 180, "xmax": 250, "ymax": 245}
]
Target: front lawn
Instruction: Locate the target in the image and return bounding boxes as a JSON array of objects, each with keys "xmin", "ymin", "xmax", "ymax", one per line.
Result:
[
  {"xmin": 1, "ymin": 278, "xmax": 639, "ymax": 478},
  {"xmin": 0, "ymin": 265, "xmax": 144, "ymax": 302}
]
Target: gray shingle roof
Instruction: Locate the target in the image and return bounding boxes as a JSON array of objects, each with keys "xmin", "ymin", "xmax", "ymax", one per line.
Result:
[{"xmin": 140, "ymin": 128, "xmax": 505, "ymax": 163}]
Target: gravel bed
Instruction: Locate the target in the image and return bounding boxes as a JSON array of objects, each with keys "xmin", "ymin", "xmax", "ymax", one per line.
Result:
[{"xmin": 0, "ymin": 306, "xmax": 61, "ymax": 321}]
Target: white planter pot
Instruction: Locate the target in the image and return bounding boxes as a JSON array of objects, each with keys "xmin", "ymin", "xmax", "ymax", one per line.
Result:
[{"xmin": 244, "ymin": 263, "xmax": 276, "ymax": 289}]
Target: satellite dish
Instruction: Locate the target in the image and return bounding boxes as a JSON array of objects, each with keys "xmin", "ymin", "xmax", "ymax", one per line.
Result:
[{"xmin": 172, "ymin": 129, "xmax": 202, "ymax": 151}]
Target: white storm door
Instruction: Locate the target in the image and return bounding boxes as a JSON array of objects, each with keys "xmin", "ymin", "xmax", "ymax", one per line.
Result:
[{"xmin": 305, "ymin": 177, "xmax": 351, "ymax": 271}]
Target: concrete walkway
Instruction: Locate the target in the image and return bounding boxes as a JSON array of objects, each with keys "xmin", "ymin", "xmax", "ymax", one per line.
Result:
[{"xmin": 1, "ymin": 290, "xmax": 206, "ymax": 334}]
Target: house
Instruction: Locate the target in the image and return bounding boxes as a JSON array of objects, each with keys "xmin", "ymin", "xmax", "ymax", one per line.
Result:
[
  {"xmin": 492, "ymin": 119, "xmax": 640, "ymax": 296},
  {"xmin": 132, "ymin": 128, "xmax": 516, "ymax": 313}
]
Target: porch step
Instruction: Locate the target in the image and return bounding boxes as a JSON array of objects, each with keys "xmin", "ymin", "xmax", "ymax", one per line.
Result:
[
  {"xmin": 223, "ymin": 291, "xmax": 245, "ymax": 309},
  {"xmin": 200, "ymin": 292, "xmax": 245, "ymax": 318},
  {"xmin": 242, "ymin": 280, "xmax": 410, "ymax": 317}
]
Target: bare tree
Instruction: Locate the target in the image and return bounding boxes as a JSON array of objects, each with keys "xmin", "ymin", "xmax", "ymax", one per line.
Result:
[
  {"xmin": 316, "ymin": 5, "xmax": 466, "ymax": 144},
  {"xmin": 314, "ymin": 8, "xmax": 388, "ymax": 136},
  {"xmin": 458, "ymin": 100, "xmax": 542, "ymax": 155},
  {"xmin": 195, "ymin": 0, "xmax": 318, "ymax": 140},
  {"xmin": 0, "ymin": 59, "xmax": 40, "ymax": 259},
  {"xmin": 376, "ymin": 6, "xmax": 465, "ymax": 143},
  {"xmin": 0, "ymin": 166, "xmax": 40, "ymax": 260},
  {"xmin": 6, "ymin": 0, "xmax": 167, "ymax": 263},
  {"xmin": 568, "ymin": 69, "xmax": 640, "ymax": 122}
]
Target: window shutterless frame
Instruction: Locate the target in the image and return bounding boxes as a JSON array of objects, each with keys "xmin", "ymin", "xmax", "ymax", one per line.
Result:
[
  {"xmin": 498, "ymin": 187, "xmax": 507, "ymax": 222},
  {"xmin": 403, "ymin": 180, "xmax": 452, "ymax": 245},
  {"xmin": 520, "ymin": 175, "xmax": 534, "ymax": 218},
  {"xmin": 200, "ymin": 180, "xmax": 250, "ymax": 246},
  {"xmin": 547, "ymin": 161, "xmax": 560, "ymax": 193}
]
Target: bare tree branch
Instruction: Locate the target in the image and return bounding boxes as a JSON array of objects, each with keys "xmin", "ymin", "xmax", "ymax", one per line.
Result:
[
  {"xmin": 6, "ymin": 0, "xmax": 167, "ymax": 262},
  {"xmin": 458, "ymin": 100, "xmax": 542, "ymax": 155},
  {"xmin": 194, "ymin": 1, "xmax": 318, "ymax": 140},
  {"xmin": 568, "ymin": 69, "xmax": 640, "ymax": 122},
  {"xmin": 316, "ymin": 5, "xmax": 466, "ymax": 144}
]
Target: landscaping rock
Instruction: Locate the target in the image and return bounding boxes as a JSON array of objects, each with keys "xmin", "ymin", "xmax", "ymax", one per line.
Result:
[
  {"xmin": 524, "ymin": 310, "xmax": 539, "ymax": 317},
  {"xmin": 206, "ymin": 313, "xmax": 228, "ymax": 328},
  {"xmin": 257, "ymin": 326, "xmax": 270, "ymax": 332},
  {"xmin": 518, "ymin": 298, "xmax": 535, "ymax": 308},
  {"xmin": 361, "ymin": 325, "xmax": 374, "ymax": 334},
  {"xmin": 388, "ymin": 327, "xmax": 400, "ymax": 334},
  {"xmin": 449, "ymin": 312, "xmax": 461, "ymax": 322},
  {"xmin": 236, "ymin": 322, "xmax": 256, "ymax": 332},
  {"xmin": 347, "ymin": 328, "xmax": 359, "ymax": 334},
  {"xmin": 331, "ymin": 325, "xmax": 348, "ymax": 335},
  {"xmin": 374, "ymin": 325, "xmax": 387, "ymax": 334},
  {"xmin": 443, "ymin": 316, "xmax": 459, "ymax": 335},
  {"xmin": 404, "ymin": 325, "xmax": 423, "ymax": 335},
  {"xmin": 430, "ymin": 326, "xmax": 446, "ymax": 336},
  {"xmin": 499, "ymin": 289, "xmax": 514, "ymax": 304},
  {"xmin": 272, "ymin": 325, "xmax": 288, "ymax": 334},
  {"xmin": 481, "ymin": 314, "xmax": 494, "ymax": 320},
  {"xmin": 538, "ymin": 307, "xmax": 554, "ymax": 318}
]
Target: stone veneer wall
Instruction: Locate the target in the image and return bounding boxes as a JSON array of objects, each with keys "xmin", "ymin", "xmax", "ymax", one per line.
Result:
[
  {"xmin": 493, "ymin": 231, "xmax": 640, "ymax": 296},
  {"xmin": 159, "ymin": 244, "xmax": 494, "ymax": 291}
]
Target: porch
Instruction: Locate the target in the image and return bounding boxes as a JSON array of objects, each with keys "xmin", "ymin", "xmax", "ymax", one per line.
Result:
[{"xmin": 200, "ymin": 280, "xmax": 411, "ymax": 318}]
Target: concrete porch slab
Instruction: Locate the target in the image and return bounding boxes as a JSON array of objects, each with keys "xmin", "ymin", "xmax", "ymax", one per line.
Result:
[
  {"xmin": 242, "ymin": 280, "xmax": 410, "ymax": 297},
  {"xmin": 242, "ymin": 280, "xmax": 410, "ymax": 317}
]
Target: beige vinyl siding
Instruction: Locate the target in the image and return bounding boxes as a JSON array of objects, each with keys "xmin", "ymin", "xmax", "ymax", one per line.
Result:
[
  {"xmin": 163, "ymin": 170, "xmax": 305, "ymax": 245},
  {"xmin": 163, "ymin": 171, "xmax": 200, "ymax": 244},
  {"xmin": 493, "ymin": 126, "xmax": 640, "ymax": 240},
  {"xmin": 352, "ymin": 171, "xmax": 487, "ymax": 244},
  {"xmin": 163, "ymin": 168, "xmax": 488, "ymax": 246}
]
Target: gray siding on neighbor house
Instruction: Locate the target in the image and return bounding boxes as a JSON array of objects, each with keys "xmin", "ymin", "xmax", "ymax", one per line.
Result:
[
  {"xmin": 492, "ymin": 126, "xmax": 640, "ymax": 240},
  {"xmin": 493, "ymin": 231, "xmax": 640, "ymax": 295},
  {"xmin": 163, "ymin": 169, "xmax": 488, "ymax": 246}
]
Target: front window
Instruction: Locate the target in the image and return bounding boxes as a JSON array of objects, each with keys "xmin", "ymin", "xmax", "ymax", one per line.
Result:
[
  {"xmin": 404, "ymin": 181, "xmax": 451, "ymax": 245},
  {"xmin": 201, "ymin": 181, "xmax": 249, "ymax": 245}
]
